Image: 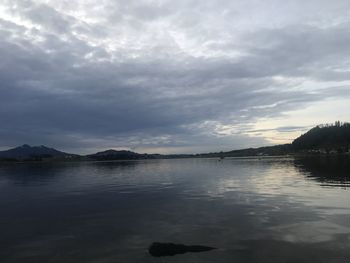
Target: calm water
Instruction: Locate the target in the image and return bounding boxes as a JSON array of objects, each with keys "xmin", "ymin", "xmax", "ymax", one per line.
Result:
[{"xmin": 1, "ymin": 157, "xmax": 350, "ymax": 262}]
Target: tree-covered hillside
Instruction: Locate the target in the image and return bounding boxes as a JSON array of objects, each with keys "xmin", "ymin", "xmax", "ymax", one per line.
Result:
[{"xmin": 292, "ymin": 122, "xmax": 350, "ymax": 153}]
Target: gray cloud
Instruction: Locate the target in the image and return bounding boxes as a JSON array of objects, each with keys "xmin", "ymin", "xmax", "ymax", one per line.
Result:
[{"xmin": 0, "ymin": 0, "xmax": 350, "ymax": 153}]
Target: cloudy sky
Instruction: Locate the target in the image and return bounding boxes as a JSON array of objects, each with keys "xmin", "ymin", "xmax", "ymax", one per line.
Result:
[{"xmin": 0, "ymin": 0, "xmax": 350, "ymax": 154}]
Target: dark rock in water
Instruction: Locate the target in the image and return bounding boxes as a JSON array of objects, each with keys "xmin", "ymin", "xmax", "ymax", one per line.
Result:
[{"xmin": 148, "ymin": 242, "xmax": 216, "ymax": 257}]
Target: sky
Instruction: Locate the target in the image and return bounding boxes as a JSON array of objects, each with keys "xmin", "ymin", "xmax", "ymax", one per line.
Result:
[{"xmin": 0, "ymin": 0, "xmax": 350, "ymax": 154}]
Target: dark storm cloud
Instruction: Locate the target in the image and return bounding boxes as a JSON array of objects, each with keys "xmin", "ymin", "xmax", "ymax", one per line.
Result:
[{"xmin": 0, "ymin": 0, "xmax": 350, "ymax": 153}]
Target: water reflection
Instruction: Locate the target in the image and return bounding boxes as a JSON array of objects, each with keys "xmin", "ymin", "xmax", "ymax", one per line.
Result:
[
  {"xmin": 295, "ymin": 156, "xmax": 350, "ymax": 187},
  {"xmin": 0, "ymin": 157, "xmax": 350, "ymax": 262}
]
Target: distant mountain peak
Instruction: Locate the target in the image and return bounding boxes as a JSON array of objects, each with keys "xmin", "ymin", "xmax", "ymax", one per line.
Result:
[
  {"xmin": 87, "ymin": 149, "xmax": 143, "ymax": 160},
  {"xmin": 92, "ymin": 149, "xmax": 138, "ymax": 156},
  {"xmin": 0, "ymin": 144, "xmax": 70, "ymax": 159}
]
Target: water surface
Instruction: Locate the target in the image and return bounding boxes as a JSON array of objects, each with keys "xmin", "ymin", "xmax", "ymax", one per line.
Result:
[{"xmin": 1, "ymin": 157, "xmax": 350, "ymax": 262}]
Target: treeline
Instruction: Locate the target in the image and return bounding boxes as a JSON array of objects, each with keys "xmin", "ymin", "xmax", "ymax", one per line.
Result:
[
  {"xmin": 195, "ymin": 122, "xmax": 350, "ymax": 158},
  {"xmin": 292, "ymin": 122, "xmax": 350, "ymax": 153},
  {"xmin": 195, "ymin": 144, "xmax": 293, "ymax": 158}
]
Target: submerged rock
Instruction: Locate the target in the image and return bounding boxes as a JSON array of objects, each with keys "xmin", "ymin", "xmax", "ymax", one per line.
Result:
[{"xmin": 148, "ymin": 242, "xmax": 216, "ymax": 257}]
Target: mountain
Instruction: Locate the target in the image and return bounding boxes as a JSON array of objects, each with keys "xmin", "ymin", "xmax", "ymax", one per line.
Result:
[
  {"xmin": 0, "ymin": 144, "xmax": 73, "ymax": 160},
  {"xmin": 87, "ymin": 149, "xmax": 192, "ymax": 161},
  {"xmin": 88, "ymin": 149, "xmax": 140, "ymax": 160},
  {"xmin": 1, "ymin": 122, "xmax": 349, "ymax": 162},
  {"xmin": 87, "ymin": 149, "xmax": 153, "ymax": 160},
  {"xmin": 292, "ymin": 122, "xmax": 350, "ymax": 153}
]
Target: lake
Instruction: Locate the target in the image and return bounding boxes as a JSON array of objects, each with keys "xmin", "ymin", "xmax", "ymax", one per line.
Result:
[{"xmin": 1, "ymin": 157, "xmax": 350, "ymax": 262}]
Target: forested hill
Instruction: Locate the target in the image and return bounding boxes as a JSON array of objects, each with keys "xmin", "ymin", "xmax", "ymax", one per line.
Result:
[
  {"xmin": 197, "ymin": 122, "xmax": 350, "ymax": 157},
  {"xmin": 292, "ymin": 122, "xmax": 350, "ymax": 152}
]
